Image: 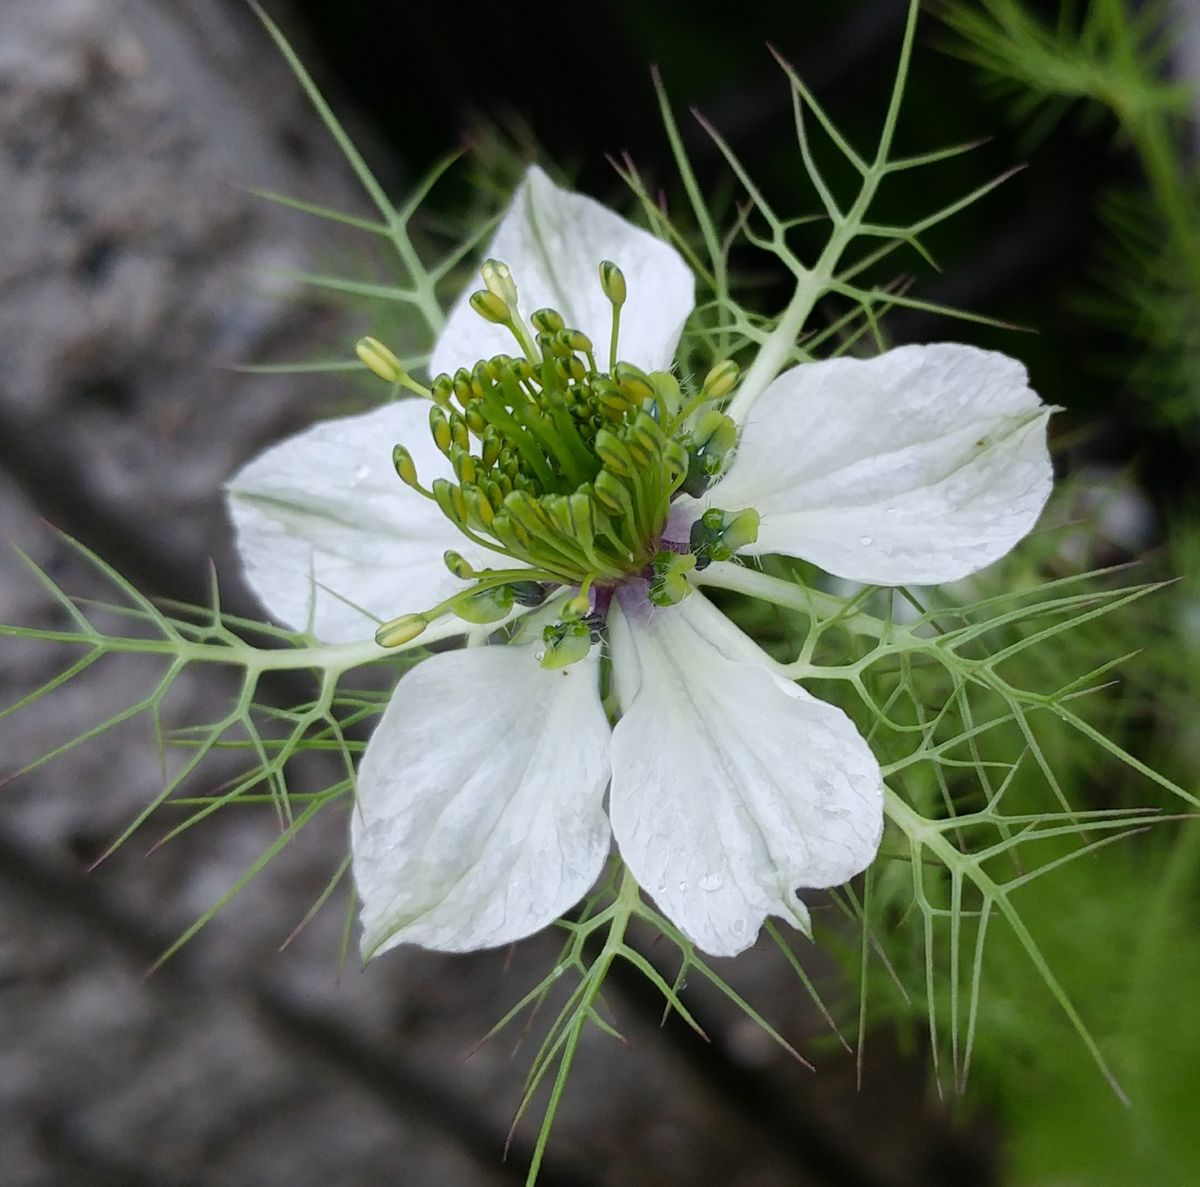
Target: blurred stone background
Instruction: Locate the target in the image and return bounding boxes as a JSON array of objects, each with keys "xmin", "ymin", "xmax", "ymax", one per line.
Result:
[{"xmin": 1, "ymin": 1, "xmax": 1195, "ymax": 1185}]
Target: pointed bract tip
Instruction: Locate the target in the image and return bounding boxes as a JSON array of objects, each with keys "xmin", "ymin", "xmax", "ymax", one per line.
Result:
[{"xmin": 766, "ymin": 42, "xmax": 791, "ymax": 70}]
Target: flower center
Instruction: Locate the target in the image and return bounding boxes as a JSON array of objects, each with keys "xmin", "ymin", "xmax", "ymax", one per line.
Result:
[{"xmin": 361, "ymin": 258, "xmax": 758, "ymax": 663}]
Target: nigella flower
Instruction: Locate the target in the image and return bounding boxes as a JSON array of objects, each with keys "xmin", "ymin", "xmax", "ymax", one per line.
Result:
[{"xmin": 227, "ymin": 167, "xmax": 1053, "ymax": 959}]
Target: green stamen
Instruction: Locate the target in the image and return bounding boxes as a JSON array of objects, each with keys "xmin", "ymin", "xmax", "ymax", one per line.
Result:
[
  {"xmin": 355, "ymin": 336, "xmax": 431, "ymax": 400},
  {"xmin": 599, "ymin": 259, "xmax": 625, "ymax": 367},
  {"xmin": 382, "ymin": 257, "xmax": 753, "ymax": 602},
  {"xmin": 376, "ymin": 564, "xmax": 560, "ymax": 647}
]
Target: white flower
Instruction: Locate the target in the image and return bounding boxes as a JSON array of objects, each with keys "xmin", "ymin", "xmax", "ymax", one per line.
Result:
[{"xmin": 226, "ymin": 166, "xmax": 1053, "ymax": 959}]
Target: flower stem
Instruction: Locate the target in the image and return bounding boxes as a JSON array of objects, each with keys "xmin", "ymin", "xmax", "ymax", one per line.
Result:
[
  {"xmin": 524, "ymin": 865, "xmax": 640, "ymax": 1187},
  {"xmin": 1, "ymin": 610, "xmax": 511, "ymax": 682},
  {"xmin": 725, "ymin": 181, "xmax": 877, "ymax": 424},
  {"xmin": 725, "ymin": 1, "xmax": 918, "ymax": 423},
  {"xmin": 692, "ymin": 561, "xmax": 894, "ymax": 640}
]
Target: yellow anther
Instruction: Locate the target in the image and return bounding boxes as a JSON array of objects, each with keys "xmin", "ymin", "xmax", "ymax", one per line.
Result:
[
  {"xmin": 429, "ymin": 407, "xmax": 452, "ymax": 454},
  {"xmin": 452, "ymin": 369, "xmax": 473, "ymax": 407},
  {"xmin": 392, "ymin": 444, "xmax": 419, "ymax": 487},
  {"xmin": 593, "ymin": 469, "xmax": 633, "ymax": 517},
  {"xmin": 701, "ymin": 359, "xmax": 740, "ymax": 400},
  {"xmin": 631, "ymin": 419, "xmax": 661, "ymax": 456},
  {"xmin": 503, "ymin": 489, "xmax": 553, "ymax": 534},
  {"xmin": 484, "ymin": 478, "xmax": 505, "ymax": 509},
  {"xmin": 430, "ymin": 373, "xmax": 454, "ymax": 407},
  {"xmin": 481, "ymin": 258, "xmax": 519, "ymax": 307},
  {"xmin": 356, "ymin": 336, "xmax": 408, "ymax": 383},
  {"xmin": 481, "ymin": 426, "xmax": 502, "ymax": 468},
  {"xmin": 557, "ymin": 328, "xmax": 593, "ymax": 354},
  {"xmin": 663, "ymin": 439, "xmax": 690, "ymax": 485},
  {"xmin": 597, "ymin": 392, "xmax": 630, "ymax": 420},
  {"xmin": 614, "ymin": 362, "xmax": 655, "ymax": 405},
  {"xmin": 432, "ymin": 478, "xmax": 468, "ymax": 524},
  {"xmin": 531, "ymin": 308, "xmax": 566, "ymax": 334},
  {"xmin": 464, "ymin": 486, "xmax": 495, "ymax": 528},
  {"xmin": 566, "ymin": 491, "xmax": 595, "ymax": 541},
  {"xmin": 375, "ymin": 614, "xmax": 427, "ymax": 648},
  {"xmin": 470, "ymin": 289, "xmax": 512, "ymax": 325},
  {"xmin": 599, "ymin": 260, "xmax": 626, "ymax": 307},
  {"xmin": 451, "ymin": 446, "xmax": 477, "ymax": 486},
  {"xmin": 464, "ymin": 406, "xmax": 487, "ymax": 436},
  {"xmin": 495, "ymin": 511, "xmax": 534, "ymax": 552},
  {"xmin": 594, "ymin": 430, "xmax": 632, "ymax": 476},
  {"xmin": 626, "ymin": 440, "xmax": 653, "ymax": 468},
  {"xmin": 443, "ymin": 550, "xmax": 476, "ymax": 580}
]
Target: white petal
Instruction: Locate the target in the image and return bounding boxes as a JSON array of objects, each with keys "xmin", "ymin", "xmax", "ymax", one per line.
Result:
[
  {"xmin": 699, "ymin": 343, "xmax": 1053, "ymax": 585},
  {"xmin": 227, "ymin": 401, "xmax": 493, "ymax": 643},
  {"xmin": 608, "ymin": 593, "xmax": 883, "ymax": 957},
  {"xmin": 431, "ymin": 165, "xmax": 694, "ymax": 375},
  {"xmin": 352, "ymin": 644, "xmax": 612, "ymax": 956}
]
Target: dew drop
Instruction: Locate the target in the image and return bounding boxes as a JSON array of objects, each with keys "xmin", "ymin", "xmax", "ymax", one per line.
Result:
[
  {"xmin": 698, "ymin": 872, "xmax": 724, "ymax": 892},
  {"xmin": 858, "ymin": 534, "xmax": 873, "ymax": 546},
  {"xmin": 655, "ymin": 880, "xmax": 667, "ymax": 894},
  {"xmin": 732, "ymin": 918, "xmax": 747, "ymax": 935},
  {"xmin": 677, "ymin": 880, "xmax": 689, "ymax": 893},
  {"xmin": 353, "ymin": 463, "xmax": 371, "ymax": 482}
]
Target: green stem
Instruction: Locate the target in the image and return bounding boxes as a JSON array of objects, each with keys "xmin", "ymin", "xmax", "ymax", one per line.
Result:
[
  {"xmin": 725, "ymin": 176, "xmax": 880, "ymax": 424},
  {"xmin": 724, "ymin": 2, "xmax": 918, "ymax": 423},
  {"xmin": 884, "ymin": 788, "xmax": 1128, "ymax": 1104},
  {"xmin": 691, "ymin": 561, "xmax": 897, "ymax": 640},
  {"xmin": 3, "ymin": 611, "xmax": 495, "ymax": 679},
  {"xmin": 253, "ymin": 6, "xmax": 444, "ymax": 337},
  {"xmin": 609, "ymin": 305, "xmax": 621, "ymax": 370},
  {"xmin": 525, "ymin": 866, "xmax": 640, "ymax": 1186}
]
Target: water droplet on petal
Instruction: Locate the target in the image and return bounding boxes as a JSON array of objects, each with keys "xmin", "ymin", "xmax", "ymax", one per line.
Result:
[
  {"xmin": 732, "ymin": 918, "xmax": 747, "ymax": 935},
  {"xmin": 354, "ymin": 463, "xmax": 371, "ymax": 481},
  {"xmin": 699, "ymin": 872, "xmax": 723, "ymax": 892},
  {"xmin": 655, "ymin": 880, "xmax": 667, "ymax": 893},
  {"xmin": 858, "ymin": 534, "xmax": 873, "ymax": 546},
  {"xmin": 677, "ymin": 880, "xmax": 689, "ymax": 893}
]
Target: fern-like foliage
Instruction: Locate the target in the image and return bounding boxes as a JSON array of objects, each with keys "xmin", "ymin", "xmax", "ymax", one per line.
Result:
[{"xmin": 937, "ymin": 0, "xmax": 1200, "ymax": 428}]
